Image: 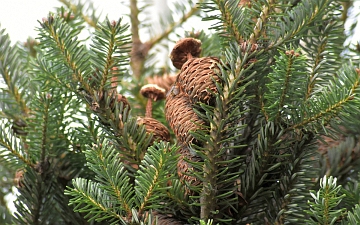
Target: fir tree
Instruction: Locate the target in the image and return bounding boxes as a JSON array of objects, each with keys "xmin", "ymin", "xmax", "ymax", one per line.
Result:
[{"xmin": 1, "ymin": 0, "xmax": 360, "ymax": 224}]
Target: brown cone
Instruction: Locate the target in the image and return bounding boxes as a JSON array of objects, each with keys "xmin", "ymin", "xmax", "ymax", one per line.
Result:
[
  {"xmin": 113, "ymin": 93, "xmax": 131, "ymax": 110},
  {"xmin": 137, "ymin": 117, "xmax": 170, "ymax": 143},
  {"xmin": 165, "ymin": 86, "xmax": 205, "ymax": 145},
  {"xmin": 177, "ymin": 57, "xmax": 221, "ymax": 105},
  {"xmin": 12, "ymin": 119, "xmax": 28, "ymax": 136},
  {"xmin": 14, "ymin": 169, "xmax": 25, "ymax": 188},
  {"xmin": 146, "ymin": 74, "xmax": 177, "ymax": 93},
  {"xmin": 170, "ymin": 38, "xmax": 202, "ymax": 70},
  {"xmin": 151, "ymin": 211, "xmax": 184, "ymax": 225},
  {"xmin": 177, "ymin": 145, "xmax": 202, "ymax": 194}
]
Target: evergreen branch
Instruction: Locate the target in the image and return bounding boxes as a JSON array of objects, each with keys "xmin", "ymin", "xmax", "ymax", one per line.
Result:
[
  {"xmin": 40, "ymin": 94, "xmax": 50, "ymax": 163},
  {"xmin": 112, "ymin": 116, "xmax": 153, "ymax": 171},
  {"xmin": 0, "ymin": 122, "xmax": 32, "ymax": 167},
  {"xmin": 135, "ymin": 142, "xmax": 178, "ymax": 217},
  {"xmin": 306, "ymin": 175, "xmax": 347, "ymax": 224},
  {"xmin": 59, "ymin": 0, "xmax": 98, "ymax": 28},
  {"xmin": 147, "ymin": 0, "xmax": 203, "ymax": 50},
  {"xmin": 264, "ymin": 49, "xmax": 308, "ymax": 122},
  {"xmin": 319, "ymin": 136, "xmax": 360, "ymax": 183},
  {"xmin": 200, "ymin": 107, "xmax": 221, "ymax": 220},
  {"xmin": 33, "ymin": 57, "xmax": 75, "ymax": 92},
  {"xmin": 89, "ymin": 18, "xmax": 131, "ymax": 92},
  {"xmin": 0, "ymin": 28, "xmax": 30, "ymax": 114},
  {"xmin": 274, "ymin": 134, "xmax": 318, "ymax": 223},
  {"xmin": 302, "ymin": 11, "xmax": 345, "ymax": 100},
  {"xmin": 13, "ymin": 166, "xmax": 80, "ymax": 224},
  {"xmin": 85, "ymin": 139, "xmax": 134, "ymax": 217},
  {"xmin": 208, "ymin": 0, "xmax": 245, "ymax": 43},
  {"xmin": 66, "ymin": 178, "xmax": 126, "ymax": 224},
  {"xmin": 267, "ymin": 0, "xmax": 333, "ymax": 50},
  {"xmin": 249, "ymin": 0, "xmax": 274, "ymax": 44},
  {"xmin": 195, "ymin": 44, "xmax": 255, "ymax": 222},
  {"xmin": 289, "ymin": 65, "xmax": 360, "ymax": 131},
  {"xmin": 346, "ymin": 204, "xmax": 360, "ymax": 224},
  {"xmin": 14, "ymin": 170, "xmax": 46, "ymax": 224},
  {"xmin": 38, "ymin": 16, "xmax": 93, "ymax": 94}
]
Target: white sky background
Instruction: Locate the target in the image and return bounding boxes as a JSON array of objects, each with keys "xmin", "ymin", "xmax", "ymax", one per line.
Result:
[{"xmin": 0, "ymin": 0, "xmax": 127, "ymax": 42}]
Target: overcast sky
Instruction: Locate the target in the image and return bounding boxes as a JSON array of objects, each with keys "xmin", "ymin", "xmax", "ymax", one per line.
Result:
[{"xmin": 0, "ymin": 0, "xmax": 131, "ymax": 42}]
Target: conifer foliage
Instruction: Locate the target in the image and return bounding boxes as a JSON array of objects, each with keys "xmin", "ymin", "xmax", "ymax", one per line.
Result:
[{"xmin": 1, "ymin": 0, "xmax": 360, "ymax": 224}]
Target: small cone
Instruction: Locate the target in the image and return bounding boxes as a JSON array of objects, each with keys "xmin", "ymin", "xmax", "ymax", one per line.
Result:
[
  {"xmin": 170, "ymin": 38, "xmax": 202, "ymax": 70},
  {"xmin": 147, "ymin": 74, "xmax": 177, "ymax": 93},
  {"xmin": 140, "ymin": 84, "xmax": 166, "ymax": 101},
  {"xmin": 151, "ymin": 211, "xmax": 184, "ymax": 225},
  {"xmin": 12, "ymin": 119, "xmax": 28, "ymax": 136},
  {"xmin": 137, "ymin": 117, "xmax": 170, "ymax": 143}
]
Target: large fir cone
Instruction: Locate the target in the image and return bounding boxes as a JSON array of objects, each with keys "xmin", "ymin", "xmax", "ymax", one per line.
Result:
[
  {"xmin": 165, "ymin": 84, "xmax": 205, "ymax": 145},
  {"xmin": 177, "ymin": 145, "xmax": 202, "ymax": 193},
  {"xmin": 146, "ymin": 74, "xmax": 177, "ymax": 93},
  {"xmin": 177, "ymin": 57, "xmax": 221, "ymax": 105},
  {"xmin": 170, "ymin": 38, "xmax": 221, "ymax": 105},
  {"xmin": 137, "ymin": 117, "xmax": 170, "ymax": 143}
]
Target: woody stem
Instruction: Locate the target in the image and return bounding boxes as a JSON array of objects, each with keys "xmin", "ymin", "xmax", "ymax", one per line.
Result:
[{"xmin": 145, "ymin": 99, "xmax": 153, "ymax": 118}]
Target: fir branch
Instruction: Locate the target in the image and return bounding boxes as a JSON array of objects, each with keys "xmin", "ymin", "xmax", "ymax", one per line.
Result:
[
  {"xmin": 38, "ymin": 16, "xmax": 93, "ymax": 94},
  {"xmin": 200, "ymin": 108, "xmax": 221, "ymax": 220},
  {"xmin": 89, "ymin": 18, "xmax": 131, "ymax": 92},
  {"xmin": 346, "ymin": 204, "xmax": 360, "ymax": 224},
  {"xmin": 0, "ymin": 123, "xmax": 32, "ymax": 167},
  {"xmin": 241, "ymin": 122, "xmax": 275, "ymax": 198},
  {"xmin": 66, "ymin": 178, "xmax": 125, "ymax": 224},
  {"xmin": 306, "ymin": 175, "xmax": 347, "ymax": 224},
  {"xmin": 274, "ymin": 134, "xmax": 318, "ymax": 223},
  {"xmin": 59, "ymin": 0, "xmax": 98, "ymax": 28},
  {"xmin": 113, "ymin": 116, "xmax": 153, "ymax": 171},
  {"xmin": 319, "ymin": 136, "xmax": 360, "ymax": 183},
  {"xmin": 267, "ymin": 0, "xmax": 334, "ymax": 50},
  {"xmin": 196, "ymin": 43, "xmax": 255, "ymax": 222},
  {"xmin": 264, "ymin": 49, "xmax": 308, "ymax": 123},
  {"xmin": 208, "ymin": 0, "xmax": 245, "ymax": 43},
  {"xmin": 249, "ymin": 0, "xmax": 275, "ymax": 44},
  {"xmin": 135, "ymin": 142, "xmax": 178, "ymax": 217},
  {"xmin": 0, "ymin": 28, "xmax": 30, "ymax": 115},
  {"xmin": 302, "ymin": 11, "xmax": 345, "ymax": 100},
  {"xmin": 40, "ymin": 93, "xmax": 51, "ymax": 163},
  {"xmin": 289, "ymin": 65, "xmax": 360, "ymax": 131},
  {"xmin": 85, "ymin": 139, "xmax": 134, "ymax": 218}
]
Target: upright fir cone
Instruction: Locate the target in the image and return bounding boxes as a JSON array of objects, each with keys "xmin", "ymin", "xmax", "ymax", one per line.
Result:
[
  {"xmin": 165, "ymin": 83, "xmax": 204, "ymax": 193},
  {"xmin": 177, "ymin": 145, "xmax": 202, "ymax": 194},
  {"xmin": 138, "ymin": 84, "xmax": 170, "ymax": 144},
  {"xmin": 165, "ymin": 83, "xmax": 205, "ymax": 145},
  {"xmin": 170, "ymin": 38, "xmax": 222, "ymax": 105}
]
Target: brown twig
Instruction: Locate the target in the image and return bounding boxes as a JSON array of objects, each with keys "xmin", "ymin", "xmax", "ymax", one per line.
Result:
[{"xmin": 146, "ymin": 0, "xmax": 204, "ymax": 50}]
